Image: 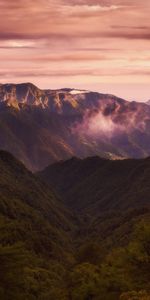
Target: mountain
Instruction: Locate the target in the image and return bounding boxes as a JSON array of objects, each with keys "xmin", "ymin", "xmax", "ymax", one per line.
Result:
[
  {"xmin": 146, "ymin": 100, "xmax": 150, "ymax": 105},
  {"xmin": 0, "ymin": 150, "xmax": 74, "ymax": 257},
  {"xmin": 0, "ymin": 151, "xmax": 150, "ymax": 300},
  {"xmin": 0, "ymin": 150, "xmax": 150, "ymax": 299},
  {"xmin": 0, "ymin": 82, "xmax": 150, "ymax": 171},
  {"xmin": 38, "ymin": 156, "xmax": 150, "ymax": 299},
  {"xmin": 39, "ymin": 155, "xmax": 150, "ymax": 246},
  {"xmin": 38, "ymin": 156, "xmax": 150, "ymax": 236},
  {"xmin": 0, "ymin": 150, "xmax": 77, "ymax": 299}
]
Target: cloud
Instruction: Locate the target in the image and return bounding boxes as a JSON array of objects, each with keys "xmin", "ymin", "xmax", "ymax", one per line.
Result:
[
  {"xmin": 0, "ymin": 67, "xmax": 150, "ymax": 80},
  {"xmin": 74, "ymin": 111, "xmax": 122, "ymax": 138},
  {"xmin": 72, "ymin": 98, "xmax": 150, "ymax": 140},
  {"xmin": 112, "ymin": 25, "xmax": 150, "ymax": 30},
  {"xmin": 0, "ymin": 0, "xmax": 149, "ymax": 101},
  {"xmin": 103, "ymin": 31, "xmax": 150, "ymax": 40},
  {"xmin": 7, "ymin": 52, "xmax": 114, "ymax": 62},
  {"xmin": 0, "ymin": 0, "xmax": 149, "ymax": 45},
  {"xmin": 61, "ymin": 4, "xmax": 123, "ymax": 17}
]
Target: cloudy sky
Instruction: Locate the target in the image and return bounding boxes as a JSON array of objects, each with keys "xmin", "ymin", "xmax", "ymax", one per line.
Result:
[{"xmin": 0, "ymin": 0, "xmax": 150, "ymax": 101}]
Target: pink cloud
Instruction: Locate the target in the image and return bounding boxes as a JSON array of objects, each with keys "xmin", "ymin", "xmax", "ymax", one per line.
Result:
[{"xmin": 0, "ymin": 0, "xmax": 149, "ymax": 101}]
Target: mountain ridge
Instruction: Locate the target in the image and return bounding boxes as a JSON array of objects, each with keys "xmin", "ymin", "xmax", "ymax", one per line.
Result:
[
  {"xmin": 0, "ymin": 82, "xmax": 149, "ymax": 110},
  {"xmin": 0, "ymin": 82, "xmax": 127, "ymax": 112},
  {"xmin": 0, "ymin": 150, "xmax": 150, "ymax": 299},
  {"xmin": 0, "ymin": 82, "xmax": 150, "ymax": 171},
  {"xmin": 38, "ymin": 155, "xmax": 150, "ymax": 212}
]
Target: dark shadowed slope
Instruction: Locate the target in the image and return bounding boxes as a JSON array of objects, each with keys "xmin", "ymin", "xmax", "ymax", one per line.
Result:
[
  {"xmin": 38, "ymin": 156, "xmax": 150, "ymax": 212},
  {"xmin": 39, "ymin": 156, "xmax": 150, "ymax": 247},
  {"xmin": 39, "ymin": 156, "xmax": 150, "ymax": 299}
]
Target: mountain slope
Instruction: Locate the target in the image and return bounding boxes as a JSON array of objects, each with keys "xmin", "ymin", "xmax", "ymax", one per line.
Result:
[
  {"xmin": 39, "ymin": 156, "xmax": 150, "ymax": 246},
  {"xmin": 0, "ymin": 151, "xmax": 150, "ymax": 299},
  {"xmin": 0, "ymin": 83, "xmax": 150, "ymax": 170},
  {"xmin": 38, "ymin": 156, "xmax": 150, "ymax": 211},
  {"xmin": 38, "ymin": 156, "xmax": 150, "ymax": 299},
  {"xmin": 146, "ymin": 100, "xmax": 150, "ymax": 105},
  {"xmin": 0, "ymin": 150, "xmax": 78, "ymax": 299}
]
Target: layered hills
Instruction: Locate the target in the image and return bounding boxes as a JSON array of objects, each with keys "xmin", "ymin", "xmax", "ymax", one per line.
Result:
[
  {"xmin": 0, "ymin": 83, "xmax": 150, "ymax": 170},
  {"xmin": 0, "ymin": 150, "xmax": 149, "ymax": 299},
  {"xmin": 39, "ymin": 156, "xmax": 150, "ymax": 245}
]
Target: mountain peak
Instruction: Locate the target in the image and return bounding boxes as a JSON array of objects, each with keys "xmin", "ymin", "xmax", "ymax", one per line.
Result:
[
  {"xmin": 0, "ymin": 82, "xmax": 150, "ymax": 171},
  {"xmin": 0, "ymin": 82, "xmax": 125, "ymax": 112},
  {"xmin": 0, "ymin": 82, "xmax": 46, "ymax": 109},
  {"xmin": 146, "ymin": 99, "xmax": 150, "ymax": 105}
]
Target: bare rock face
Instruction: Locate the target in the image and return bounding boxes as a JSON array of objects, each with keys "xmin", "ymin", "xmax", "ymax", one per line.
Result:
[
  {"xmin": 0, "ymin": 85, "xmax": 19, "ymax": 109},
  {"xmin": 0, "ymin": 83, "xmax": 47, "ymax": 109},
  {"xmin": 0, "ymin": 82, "xmax": 150, "ymax": 171}
]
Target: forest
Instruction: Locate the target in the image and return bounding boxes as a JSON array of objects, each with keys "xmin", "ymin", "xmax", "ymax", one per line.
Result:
[{"xmin": 0, "ymin": 151, "xmax": 149, "ymax": 300}]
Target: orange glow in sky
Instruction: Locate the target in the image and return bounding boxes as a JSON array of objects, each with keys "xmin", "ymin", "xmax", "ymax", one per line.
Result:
[{"xmin": 0, "ymin": 0, "xmax": 150, "ymax": 101}]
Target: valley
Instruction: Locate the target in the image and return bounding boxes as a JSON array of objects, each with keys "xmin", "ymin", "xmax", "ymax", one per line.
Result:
[{"xmin": 0, "ymin": 150, "xmax": 149, "ymax": 299}]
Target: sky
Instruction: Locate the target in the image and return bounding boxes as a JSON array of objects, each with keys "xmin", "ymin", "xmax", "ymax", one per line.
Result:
[{"xmin": 0, "ymin": 0, "xmax": 150, "ymax": 101}]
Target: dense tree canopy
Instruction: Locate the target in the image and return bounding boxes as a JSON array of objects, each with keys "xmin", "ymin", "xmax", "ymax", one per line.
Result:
[{"xmin": 0, "ymin": 152, "xmax": 150, "ymax": 299}]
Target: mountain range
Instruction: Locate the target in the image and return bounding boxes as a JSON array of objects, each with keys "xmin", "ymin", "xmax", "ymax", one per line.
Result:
[
  {"xmin": 0, "ymin": 83, "xmax": 150, "ymax": 171},
  {"xmin": 0, "ymin": 82, "xmax": 150, "ymax": 298},
  {"xmin": 0, "ymin": 150, "xmax": 149, "ymax": 299}
]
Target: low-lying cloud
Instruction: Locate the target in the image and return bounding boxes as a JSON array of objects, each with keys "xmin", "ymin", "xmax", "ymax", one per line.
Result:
[{"xmin": 72, "ymin": 100, "xmax": 150, "ymax": 140}]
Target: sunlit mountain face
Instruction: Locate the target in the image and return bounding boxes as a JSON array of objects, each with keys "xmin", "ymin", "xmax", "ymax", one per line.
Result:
[
  {"xmin": 0, "ymin": 83, "xmax": 150, "ymax": 171},
  {"xmin": 0, "ymin": 0, "xmax": 150, "ymax": 101}
]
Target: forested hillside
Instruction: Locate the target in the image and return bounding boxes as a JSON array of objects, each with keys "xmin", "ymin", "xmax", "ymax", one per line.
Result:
[
  {"xmin": 39, "ymin": 156, "xmax": 150, "ymax": 299},
  {"xmin": 0, "ymin": 151, "xmax": 149, "ymax": 299},
  {"xmin": 0, "ymin": 150, "xmax": 75, "ymax": 299}
]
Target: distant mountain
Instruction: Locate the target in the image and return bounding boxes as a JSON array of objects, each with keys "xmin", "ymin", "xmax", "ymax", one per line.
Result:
[
  {"xmin": 0, "ymin": 83, "xmax": 150, "ymax": 170},
  {"xmin": 146, "ymin": 99, "xmax": 150, "ymax": 105}
]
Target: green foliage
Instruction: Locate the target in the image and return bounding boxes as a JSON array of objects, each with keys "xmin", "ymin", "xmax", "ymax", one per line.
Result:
[
  {"xmin": 69, "ymin": 263, "xmax": 101, "ymax": 300},
  {"xmin": 0, "ymin": 243, "xmax": 69, "ymax": 299},
  {"xmin": 0, "ymin": 152, "xmax": 150, "ymax": 299},
  {"xmin": 120, "ymin": 291, "xmax": 150, "ymax": 300},
  {"xmin": 77, "ymin": 242, "xmax": 104, "ymax": 265},
  {"xmin": 0, "ymin": 151, "xmax": 74, "ymax": 299}
]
